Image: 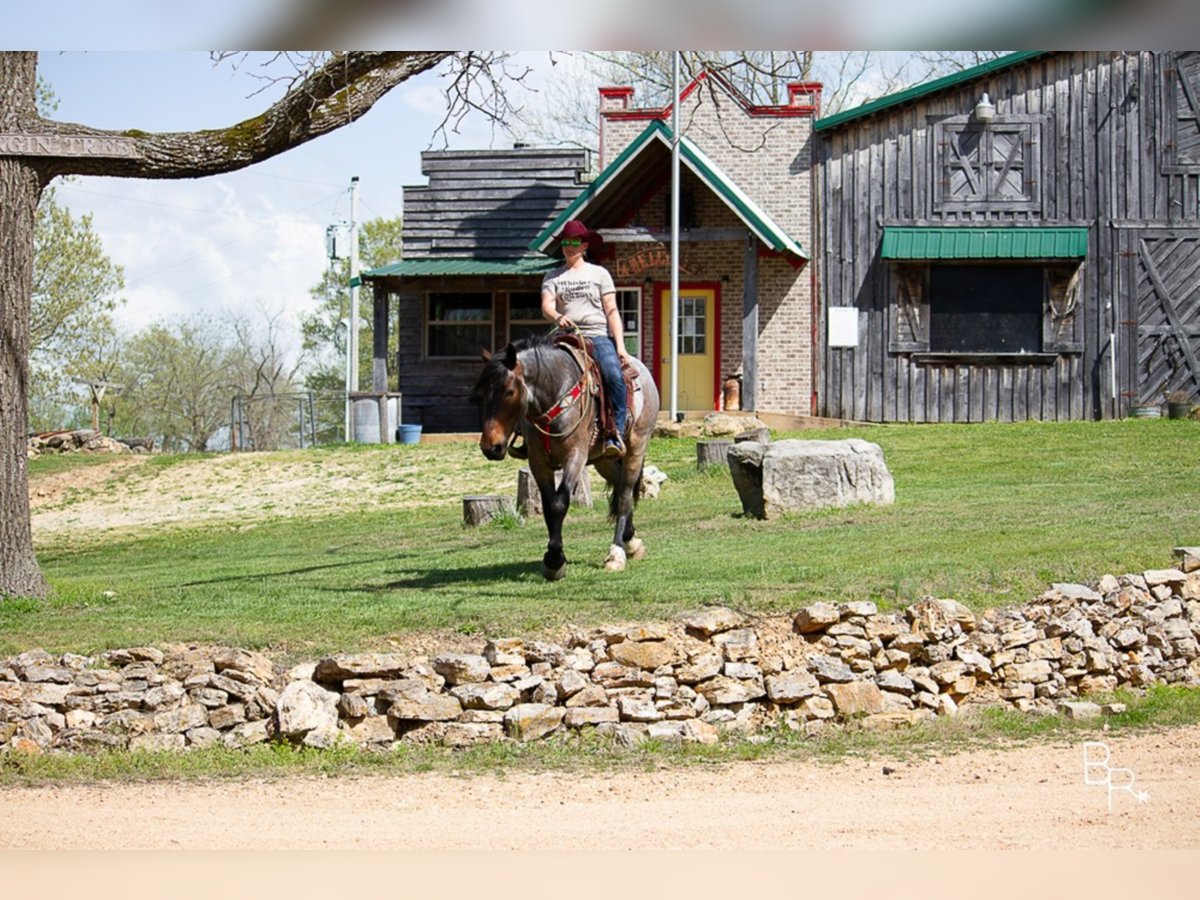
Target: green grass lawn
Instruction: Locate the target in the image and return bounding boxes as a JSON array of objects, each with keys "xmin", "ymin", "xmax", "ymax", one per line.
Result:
[{"xmin": 6, "ymin": 418, "xmax": 1197, "ymax": 658}]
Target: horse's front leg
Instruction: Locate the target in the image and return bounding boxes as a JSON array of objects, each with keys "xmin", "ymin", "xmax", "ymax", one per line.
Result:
[
  {"xmin": 536, "ymin": 461, "xmax": 568, "ymax": 581},
  {"xmin": 603, "ymin": 456, "xmax": 644, "ymax": 572},
  {"xmin": 541, "ymin": 449, "xmax": 591, "ymax": 580}
]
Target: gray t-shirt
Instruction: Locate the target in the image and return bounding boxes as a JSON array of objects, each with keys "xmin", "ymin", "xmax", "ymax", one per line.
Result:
[{"xmin": 541, "ymin": 262, "xmax": 615, "ymax": 338}]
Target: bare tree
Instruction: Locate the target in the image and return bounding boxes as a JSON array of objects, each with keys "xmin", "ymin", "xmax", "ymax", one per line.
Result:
[
  {"xmin": 2, "ymin": 51, "xmax": 455, "ymax": 598},
  {"xmin": 228, "ymin": 302, "xmax": 307, "ymax": 452},
  {"xmin": 512, "ymin": 51, "xmax": 909, "ymax": 161}
]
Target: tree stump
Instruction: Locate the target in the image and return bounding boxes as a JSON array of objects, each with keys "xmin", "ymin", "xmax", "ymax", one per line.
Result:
[
  {"xmin": 517, "ymin": 467, "xmax": 593, "ymax": 518},
  {"xmin": 734, "ymin": 427, "xmax": 771, "ymax": 444},
  {"xmin": 696, "ymin": 440, "xmax": 733, "ymax": 471},
  {"xmin": 462, "ymin": 495, "xmax": 516, "ymax": 526}
]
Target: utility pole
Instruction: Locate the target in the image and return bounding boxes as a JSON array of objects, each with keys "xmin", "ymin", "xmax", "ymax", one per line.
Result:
[
  {"xmin": 347, "ymin": 175, "xmax": 361, "ymax": 442},
  {"xmin": 669, "ymin": 51, "xmax": 681, "ymax": 422}
]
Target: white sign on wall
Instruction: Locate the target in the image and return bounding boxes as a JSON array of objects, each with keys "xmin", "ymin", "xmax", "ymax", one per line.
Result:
[{"xmin": 828, "ymin": 306, "xmax": 859, "ymax": 348}]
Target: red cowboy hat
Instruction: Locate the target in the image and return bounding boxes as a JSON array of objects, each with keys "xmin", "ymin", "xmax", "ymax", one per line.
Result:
[{"xmin": 559, "ymin": 219, "xmax": 602, "ymax": 249}]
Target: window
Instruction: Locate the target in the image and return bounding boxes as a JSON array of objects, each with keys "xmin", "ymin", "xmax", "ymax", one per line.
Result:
[
  {"xmin": 426, "ymin": 293, "xmax": 492, "ymax": 358},
  {"xmin": 890, "ymin": 262, "xmax": 1082, "ymax": 357},
  {"xmin": 507, "ymin": 291, "xmax": 552, "ymax": 342},
  {"xmin": 1163, "ymin": 51, "xmax": 1200, "ymax": 173},
  {"xmin": 929, "ymin": 265, "xmax": 1042, "ymax": 353},
  {"xmin": 678, "ymin": 295, "xmax": 707, "ymax": 355},
  {"xmin": 933, "ymin": 119, "xmax": 1040, "ymax": 212},
  {"xmin": 616, "ymin": 287, "xmax": 642, "ymax": 357}
]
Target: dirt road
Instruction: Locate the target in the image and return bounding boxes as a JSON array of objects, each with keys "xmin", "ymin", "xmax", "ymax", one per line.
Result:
[{"xmin": 3, "ymin": 725, "xmax": 1197, "ymax": 851}]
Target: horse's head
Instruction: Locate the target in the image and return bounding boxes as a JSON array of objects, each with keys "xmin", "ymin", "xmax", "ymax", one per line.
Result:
[{"xmin": 470, "ymin": 344, "xmax": 527, "ymax": 460}]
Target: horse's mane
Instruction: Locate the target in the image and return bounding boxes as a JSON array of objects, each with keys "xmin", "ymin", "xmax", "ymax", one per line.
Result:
[{"xmin": 470, "ymin": 332, "xmax": 560, "ymax": 403}]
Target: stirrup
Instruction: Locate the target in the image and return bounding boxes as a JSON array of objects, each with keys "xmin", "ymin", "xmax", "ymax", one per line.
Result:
[{"xmin": 602, "ymin": 435, "xmax": 625, "ymax": 459}]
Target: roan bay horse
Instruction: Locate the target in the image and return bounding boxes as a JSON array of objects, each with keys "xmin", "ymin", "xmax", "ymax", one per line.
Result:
[{"xmin": 471, "ymin": 332, "xmax": 661, "ymax": 580}]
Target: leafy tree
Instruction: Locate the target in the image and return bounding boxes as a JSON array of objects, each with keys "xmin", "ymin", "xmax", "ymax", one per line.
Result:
[
  {"xmin": 28, "ymin": 187, "xmax": 125, "ymax": 432},
  {"xmin": 114, "ymin": 315, "xmax": 235, "ymax": 452},
  {"xmin": 1, "ymin": 51, "xmax": 462, "ymax": 598},
  {"xmin": 301, "ymin": 215, "xmax": 405, "ymax": 393}
]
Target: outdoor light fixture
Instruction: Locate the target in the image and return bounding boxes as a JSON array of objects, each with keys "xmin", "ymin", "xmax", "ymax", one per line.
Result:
[{"xmin": 975, "ymin": 92, "xmax": 996, "ymax": 123}]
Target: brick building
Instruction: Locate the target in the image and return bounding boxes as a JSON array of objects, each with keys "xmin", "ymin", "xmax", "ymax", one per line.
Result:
[{"xmin": 362, "ymin": 70, "xmax": 820, "ymax": 432}]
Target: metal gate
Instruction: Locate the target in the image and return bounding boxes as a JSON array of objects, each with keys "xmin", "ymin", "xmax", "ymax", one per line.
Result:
[{"xmin": 1128, "ymin": 230, "xmax": 1200, "ymax": 406}]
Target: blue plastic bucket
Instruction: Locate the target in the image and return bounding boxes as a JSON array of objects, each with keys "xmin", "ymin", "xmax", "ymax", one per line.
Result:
[{"xmin": 396, "ymin": 424, "xmax": 423, "ymax": 444}]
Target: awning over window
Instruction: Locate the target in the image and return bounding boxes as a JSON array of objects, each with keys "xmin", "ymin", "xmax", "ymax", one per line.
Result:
[
  {"xmin": 363, "ymin": 258, "xmax": 560, "ymax": 278},
  {"xmin": 880, "ymin": 227, "xmax": 1089, "ymax": 260}
]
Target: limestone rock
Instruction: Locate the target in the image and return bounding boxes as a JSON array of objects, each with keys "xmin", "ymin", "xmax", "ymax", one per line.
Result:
[
  {"xmin": 1058, "ymin": 701, "xmax": 1102, "ymax": 720},
  {"xmin": 314, "ymin": 653, "xmax": 407, "ymax": 682},
  {"xmin": 609, "ymin": 639, "xmax": 677, "ymax": 671},
  {"xmin": 825, "ymin": 681, "xmax": 887, "ymax": 716},
  {"xmin": 809, "ymin": 655, "xmax": 854, "ymax": 684},
  {"xmin": 696, "ymin": 675, "xmax": 765, "ymax": 705},
  {"xmin": 794, "ymin": 602, "xmax": 840, "ymax": 634},
  {"xmin": 504, "ymin": 704, "xmax": 564, "ymax": 741},
  {"xmin": 450, "ymin": 682, "xmax": 519, "ymax": 711},
  {"xmin": 765, "ymin": 671, "xmax": 819, "ymax": 703},
  {"xmin": 212, "ymin": 647, "xmax": 276, "ymax": 683},
  {"xmin": 275, "ymin": 681, "xmax": 340, "ymax": 740},
  {"xmin": 681, "ymin": 607, "xmax": 745, "ymax": 638},
  {"xmin": 387, "ymin": 692, "xmax": 462, "ymax": 723},
  {"xmin": 728, "ymin": 438, "xmax": 895, "ymax": 520},
  {"xmin": 484, "ymin": 638, "xmax": 525, "ymax": 667},
  {"xmin": 564, "ymin": 706, "xmax": 620, "ymax": 728},
  {"xmin": 431, "ymin": 654, "xmax": 490, "ymax": 685}
]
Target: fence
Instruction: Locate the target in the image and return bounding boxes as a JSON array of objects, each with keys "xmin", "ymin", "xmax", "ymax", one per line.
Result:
[
  {"xmin": 229, "ymin": 391, "xmax": 340, "ymax": 451},
  {"xmin": 229, "ymin": 391, "xmax": 404, "ymax": 451}
]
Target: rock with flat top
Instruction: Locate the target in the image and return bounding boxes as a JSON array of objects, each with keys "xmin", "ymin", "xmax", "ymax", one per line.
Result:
[{"xmin": 728, "ymin": 439, "xmax": 895, "ymax": 520}]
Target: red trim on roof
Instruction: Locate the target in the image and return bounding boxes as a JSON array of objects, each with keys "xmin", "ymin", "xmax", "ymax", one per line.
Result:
[{"xmin": 600, "ymin": 69, "xmax": 823, "ymax": 125}]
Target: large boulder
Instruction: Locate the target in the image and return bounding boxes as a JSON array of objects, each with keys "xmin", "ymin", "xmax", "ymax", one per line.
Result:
[{"xmin": 728, "ymin": 439, "xmax": 895, "ymax": 519}]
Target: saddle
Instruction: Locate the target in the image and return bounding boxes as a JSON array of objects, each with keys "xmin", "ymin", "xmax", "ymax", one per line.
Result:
[{"xmin": 552, "ymin": 332, "xmax": 637, "ymax": 441}]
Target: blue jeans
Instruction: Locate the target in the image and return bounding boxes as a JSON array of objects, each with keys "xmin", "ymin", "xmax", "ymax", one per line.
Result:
[{"xmin": 589, "ymin": 336, "xmax": 627, "ymax": 438}]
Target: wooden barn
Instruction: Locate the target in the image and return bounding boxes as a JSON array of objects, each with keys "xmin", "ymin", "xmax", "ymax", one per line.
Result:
[{"xmin": 816, "ymin": 50, "xmax": 1200, "ymax": 422}]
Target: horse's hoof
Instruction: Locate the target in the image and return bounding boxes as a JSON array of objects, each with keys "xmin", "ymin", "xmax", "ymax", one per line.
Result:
[
  {"xmin": 542, "ymin": 562, "xmax": 567, "ymax": 581},
  {"xmin": 603, "ymin": 544, "xmax": 627, "ymax": 572},
  {"xmin": 625, "ymin": 537, "xmax": 647, "ymax": 560}
]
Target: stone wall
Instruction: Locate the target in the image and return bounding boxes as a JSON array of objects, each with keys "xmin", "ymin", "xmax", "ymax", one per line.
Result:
[{"xmin": 3, "ymin": 549, "xmax": 1198, "ymax": 756}]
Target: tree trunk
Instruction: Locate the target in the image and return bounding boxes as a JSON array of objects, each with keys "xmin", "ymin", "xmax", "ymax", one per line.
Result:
[
  {"xmin": 0, "ymin": 50, "xmax": 455, "ymax": 597},
  {"xmin": 1, "ymin": 53, "xmax": 48, "ymax": 597}
]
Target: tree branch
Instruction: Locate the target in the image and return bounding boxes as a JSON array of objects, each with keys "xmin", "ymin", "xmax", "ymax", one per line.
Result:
[{"xmin": 31, "ymin": 52, "xmax": 450, "ymax": 180}]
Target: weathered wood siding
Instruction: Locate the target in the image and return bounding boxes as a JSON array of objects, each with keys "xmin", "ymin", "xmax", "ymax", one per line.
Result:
[
  {"xmin": 390, "ymin": 275, "xmax": 550, "ymax": 433},
  {"xmin": 403, "ymin": 149, "xmax": 588, "ymax": 259},
  {"xmin": 818, "ymin": 51, "xmax": 1200, "ymax": 421}
]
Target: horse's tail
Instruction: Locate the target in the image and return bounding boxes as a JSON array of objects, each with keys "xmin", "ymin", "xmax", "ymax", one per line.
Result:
[{"xmin": 607, "ymin": 464, "xmax": 643, "ymax": 522}]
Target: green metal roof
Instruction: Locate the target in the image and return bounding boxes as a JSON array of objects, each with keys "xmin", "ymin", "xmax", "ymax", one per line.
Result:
[
  {"xmin": 363, "ymin": 257, "xmax": 559, "ymax": 278},
  {"xmin": 815, "ymin": 52, "xmax": 1049, "ymax": 133},
  {"xmin": 530, "ymin": 120, "xmax": 807, "ymax": 259},
  {"xmin": 880, "ymin": 227, "xmax": 1089, "ymax": 260}
]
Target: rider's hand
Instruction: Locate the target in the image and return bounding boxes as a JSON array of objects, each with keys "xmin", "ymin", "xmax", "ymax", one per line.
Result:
[{"xmin": 556, "ymin": 315, "xmax": 574, "ymax": 330}]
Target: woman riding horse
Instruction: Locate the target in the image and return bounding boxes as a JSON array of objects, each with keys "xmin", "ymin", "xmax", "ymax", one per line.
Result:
[
  {"xmin": 472, "ymin": 325, "xmax": 661, "ymax": 580},
  {"xmin": 539, "ymin": 219, "xmax": 630, "ymax": 459}
]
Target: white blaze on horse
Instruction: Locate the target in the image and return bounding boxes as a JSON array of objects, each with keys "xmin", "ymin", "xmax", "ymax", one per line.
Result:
[{"xmin": 471, "ymin": 332, "xmax": 661, "ymax": 580}]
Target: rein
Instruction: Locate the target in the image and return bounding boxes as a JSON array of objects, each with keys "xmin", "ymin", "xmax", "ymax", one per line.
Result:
[{"xmin": 522, "ymin": 336, "xmax": 595, "ymax": 454}]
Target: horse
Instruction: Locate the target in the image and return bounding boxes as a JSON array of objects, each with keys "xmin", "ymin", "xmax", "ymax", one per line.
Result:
[{"xmin": 471, "ymin": 331, "xmax": 661, "ymax": 580}]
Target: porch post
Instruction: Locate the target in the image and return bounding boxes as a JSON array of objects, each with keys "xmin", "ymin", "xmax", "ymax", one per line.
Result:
[
  {"xmin": 742, "ymin": 231, "xmax": 759, "ymax": 411},
  {"xmin": 371, "ymin": 281, "xmax": 391, "ymax": 440}
]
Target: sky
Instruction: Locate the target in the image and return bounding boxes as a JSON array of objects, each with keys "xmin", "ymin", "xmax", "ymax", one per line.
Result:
[
  {"xmin": 18, "ymin": 0, "xmax": 1198, "ymax": 365},
  {"xmin": 36, "ymin": 52, "xmax": 555, "ymax": 351}
]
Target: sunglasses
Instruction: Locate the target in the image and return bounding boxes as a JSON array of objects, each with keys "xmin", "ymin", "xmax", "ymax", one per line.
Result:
[{"xmin": 561, "ymin": 238, "xmax": 584, "ymax": 247}]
